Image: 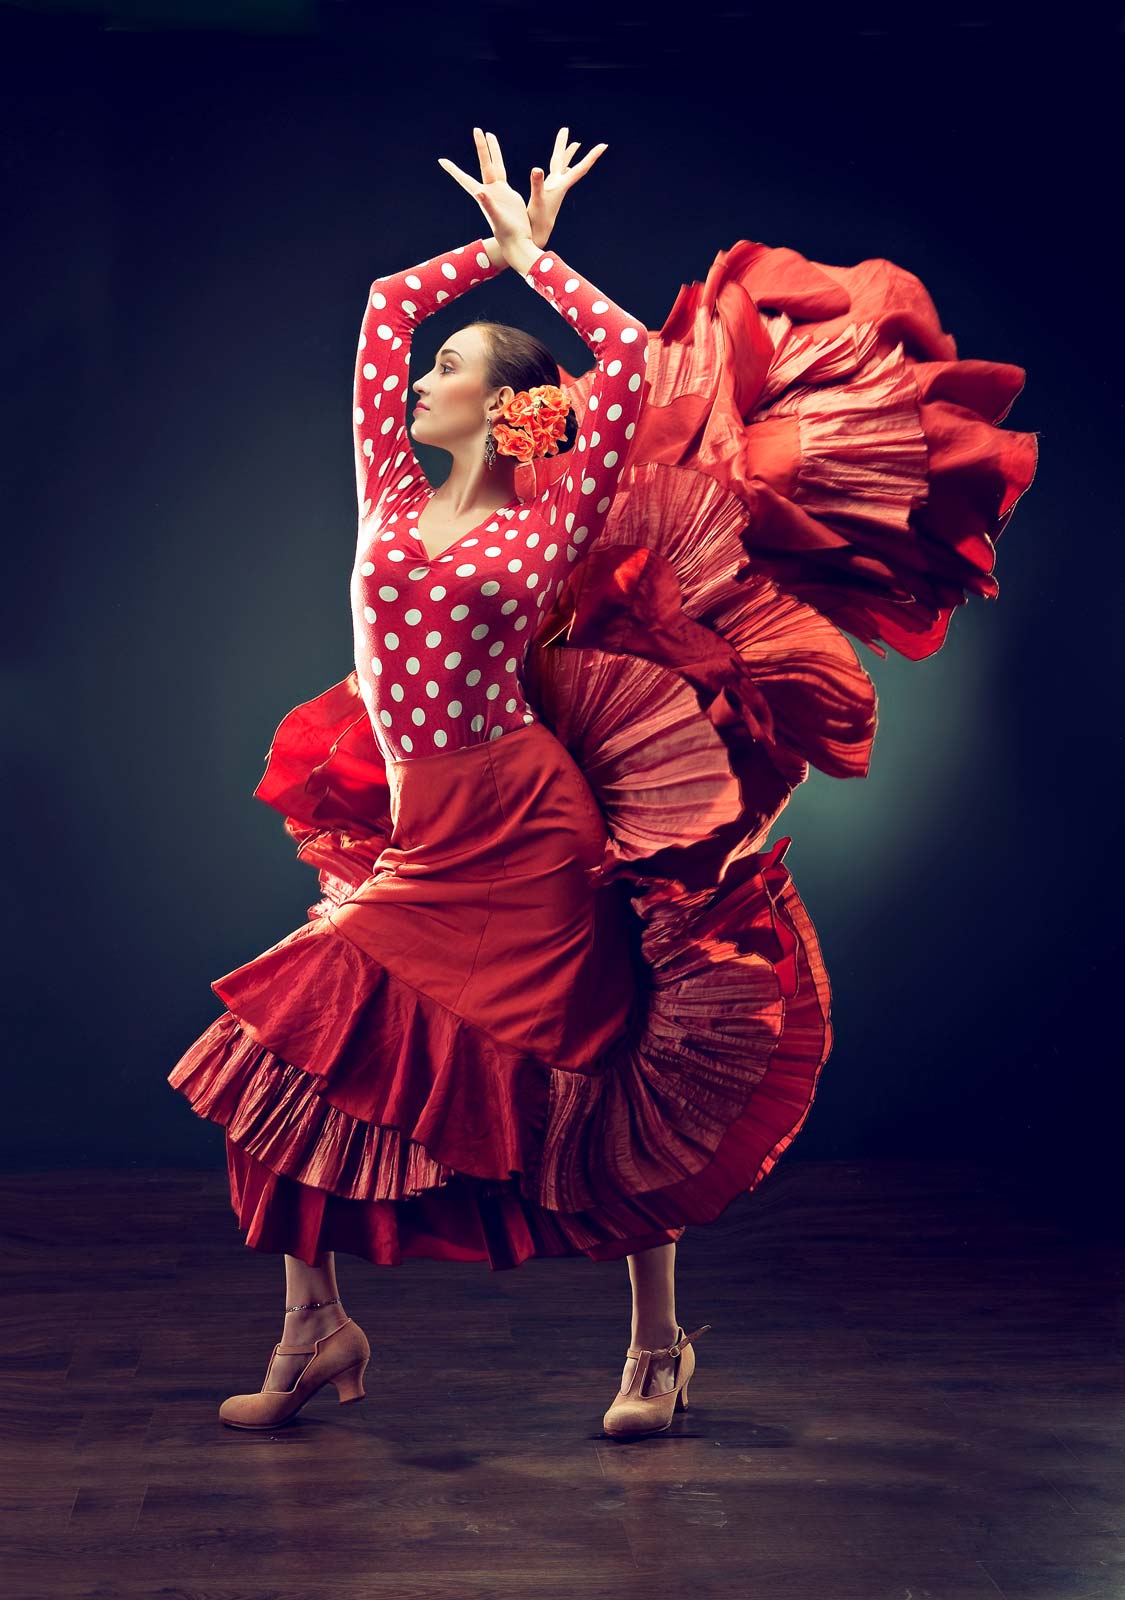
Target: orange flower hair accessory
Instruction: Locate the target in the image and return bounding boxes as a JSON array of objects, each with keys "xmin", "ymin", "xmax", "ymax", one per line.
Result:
[{"xmin": 491, "ymin": 383, "xmax": 573, "ymax": 463}]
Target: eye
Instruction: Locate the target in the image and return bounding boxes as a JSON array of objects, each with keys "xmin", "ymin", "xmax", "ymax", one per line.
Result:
[{"xmin": 439, "ymin": 363, "xmax": 454, "ymax": 374}]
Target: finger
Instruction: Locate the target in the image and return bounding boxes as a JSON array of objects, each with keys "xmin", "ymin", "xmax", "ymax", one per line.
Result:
[
  {"xmin": 567, "ymin": 143, "xmax": 608, "ymax": 181},
  {"xmin": 530, "ymin": 167, "xmax": 544, "ymax": 191},
  {"xmin": 484, "ymin": 130, "xmax": 507, "ymax": 182},
  {"xmin": 550, "ymin": 126, "xmax": 569, "ymax": 169},
  {"xmin": 437, "ymin": 156, "xmax": 484, "ymax": 196},
  {"xmin": 472, "ymin": 125, "xmax": 494, "ymax": 184}
]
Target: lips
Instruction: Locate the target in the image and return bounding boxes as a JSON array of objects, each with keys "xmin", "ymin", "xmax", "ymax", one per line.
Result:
[{"xmin": 415, "ymin": 403, "xmax": 429, "ymax": 411}]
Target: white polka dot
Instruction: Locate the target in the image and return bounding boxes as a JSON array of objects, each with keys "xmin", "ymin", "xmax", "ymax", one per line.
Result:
[
  {"xmin": 466, "ymin": 668, "xmax": 482, "ymax": 687},
  {"xmin": 564, "ymin": 277, "xmax": 579, "ymax": 292},
  {"xmin": 574, "ymin": 526, "xmax": 589, "ymax": 543},
  {"xmin": 505, "ymin": 698, "xmax": 518, "ymax": 713},
  {"xmin": 390, "ymin": 683, "xmax": 404, "ymax": 702},
  {"xmin": 411, "ymin": 707, "xmax": 426, "ymax": 726},
  {"xmin": 470, "ymin": 624, "xmax": 489, "ymax": 641},
  {"xmin": 606, "ymin": 359, "xmax": 622, "ymax": 376},
  {"xmin": 475, "ymin": 250, "xmax": 490, "ymax": 270},
  {"xmin": 488, "ymin": 641, "xmax": 504, "ymax": 657},
  {"xmin": 371, "ymin": 292, "xmax": 387, "ymax": 308},
  {"xmin": 434, "ymin": 728, "xmax": 449, "ymax": 747},
  {"xmin": 354, "ymin": 406, "xmax": 365, "ymax": 424},
  {"xmin": 405, "ymin": 656, "xmax": 420, "ymax": 674},
  {"xmin": 379, "ymin": 709, "xmax": 393, "ymax": 726},
  {"xmin": 360, "ymin": 561, "xmax": 375, "ymax": 576},
  {"xmin": 383, "ymin": 375, "xmax": 399, "ymax": 391},
  {"xmin": 581, "ymin": 476, "xmax": 597, "ymax": 494},
  {"xmin": 621, "ymin": 326, "xmax": 639, "ymax": 342},
  {"xmin": 450, "ymin": 604, "xmax": 470, "ymax": 621},
  {"xmin": 604, "ymin": 451, "xmax": 619, "ymax": 468},
  {"xmin": 404, "ymin": 274, "xmax": 422, "ymax": 289},
  {"xmin": 425, "ymin": 630, "xmax": 442, "ymax": 647},
  {"xmin": 501, "ymin": 599, "xmax": 518, "ymax": 615},
  {"xmin": 444, "ymin": 650, "xmax": 462, "ymax": 669},
  {"xmin": 629, "ymin": 372, "xmax": 642, "ymax": 392},
  {"xmin": 526, "ymin": 572, "xmax": 539, "ymax": 588},
  {"xmin": 363, "ymin": 605, "xmax": 377, "ymax": 624},
  {"xmin": 481, "ymin": 580, "xmax": 500, "ymax": 596},
  {"xmin": 429, "ymin": 585, "xmax": 447, "ymax": 601},
  {"xmin": 537, "ymin": 257, "xmax": 554, "ymax": 272},
  {"xmin": 606, "ymin": 403, "xmax": 622, "ymax": 421},
  {"xmin": 387, "ymin": 550, "xmax": 406, "ymax": 563},
  {"xmin": 441, "ymin": 262, "xmax": 457, "ymax": 279},
  {"xmin": 591, "ymin": 299, "xmax": 608, "ymax": 313},
  {"xmin": 378, "ymin": 585, "xmax": 399, "ymax": 601},
  {"xmin": 471, "ymin": 714, "xmax": 485, "ymax": 732},
  {"xmin": 448, "ymin": 699, "xmax": 463, "ymax": 717},
  {"xmin": 401, "ymin": 733, "xmax": 413, "ymax": 752},
  {"xmin": 505, "ymin": 656, "xmax": 518, "ymax": 672},
  {"xmin": 370, "ymin": 656, "xmax": 382, "ymax": 675},
  {"xmin": 380, "ymin": 416, "xmax": 395, "ymax": 435},
  {"xmin": 455, "ymin": 563, "xmax": 476, "ymax": 577},
  {"xmin": 425, "ymin": 680, "xmax": 439, "ymax": 697},
  {"xmin": 514, "ymin": 615, "xmax": 529, "ymax": 629},
  {"xmin": 486, "ymin": 684, "xmax": 500, "ymax": 701},
  {"xmin": 597, "ymin": 495, "xmax": 612, "ymax": 513},
  {"xmin": 384, "ymin": 631, "xmax": 399, "ymax": 649}
]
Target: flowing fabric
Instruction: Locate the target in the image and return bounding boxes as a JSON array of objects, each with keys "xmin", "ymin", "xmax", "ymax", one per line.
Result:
[{"xmin": 168, "ymin": 235, "xmax": 1038, "ymax": 1268}]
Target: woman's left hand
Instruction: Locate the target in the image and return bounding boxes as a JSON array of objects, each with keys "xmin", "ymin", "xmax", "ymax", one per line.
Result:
[{"xmin": 438, "ymin": 129, "xmax": 533, "ymax": 252}]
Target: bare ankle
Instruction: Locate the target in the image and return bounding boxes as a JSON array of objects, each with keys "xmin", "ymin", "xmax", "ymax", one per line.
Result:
[{"xmin": 631, "ymin": 1320, "xmax": 679, "ymax": 1351}]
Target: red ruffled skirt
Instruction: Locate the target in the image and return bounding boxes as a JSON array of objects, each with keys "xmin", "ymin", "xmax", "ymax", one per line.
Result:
[{"xmin": 168, "ymin": 234, "xmax": 1038, "ymax": 1270}]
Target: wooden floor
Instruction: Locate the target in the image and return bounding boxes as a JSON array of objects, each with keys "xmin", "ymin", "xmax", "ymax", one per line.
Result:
[{"xmin": 1, "ymin": 1158, "xmax": 1121, "ymax": 1599}]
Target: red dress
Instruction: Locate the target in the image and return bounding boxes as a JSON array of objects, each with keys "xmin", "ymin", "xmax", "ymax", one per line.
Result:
[{"xmin": 167, "ymin": 232, "xmax": 1039, "ymax": 1269}]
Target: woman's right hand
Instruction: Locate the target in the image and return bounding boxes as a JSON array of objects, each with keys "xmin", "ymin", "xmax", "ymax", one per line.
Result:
[
  {"xmin": 526, "ymin": 126, "xmax": 609, "ymax": 248},
  {"xmin": 438, "ymin": 128, "xmax": 534, "ymax": 252}
]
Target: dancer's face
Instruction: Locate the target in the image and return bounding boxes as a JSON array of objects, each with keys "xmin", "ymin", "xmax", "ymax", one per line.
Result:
[{"xmin": 410, "ymin": 326, "xmax": 513, "ymax": 452}]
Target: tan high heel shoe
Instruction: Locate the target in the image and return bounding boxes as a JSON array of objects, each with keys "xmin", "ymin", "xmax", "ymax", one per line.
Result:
[
  {"xmin": 219, "ymin": 1315, "xmax": 371, "ymax": 1430},
  {"xmin": 602, "ymin": 1322, "xmax": 713, "ymax": 1440}
]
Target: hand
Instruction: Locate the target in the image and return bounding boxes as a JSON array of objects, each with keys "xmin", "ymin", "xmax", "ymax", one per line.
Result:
[
  {"xmin": 527, "ymin": 126, "xmax": 609, "ymax": 247},
  {"xmin": 438, "ymin": 128, "xmax": 533, "ymax": 253}
]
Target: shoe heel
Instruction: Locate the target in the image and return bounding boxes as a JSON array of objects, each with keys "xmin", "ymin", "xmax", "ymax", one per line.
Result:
[
  {"xmin": 330, "ymin": 1359, "xmax": 368, "ymax": 1403},
  {"xmin": 677, "ymin": 1378, "xmax": 691, "ymax": 1411}
]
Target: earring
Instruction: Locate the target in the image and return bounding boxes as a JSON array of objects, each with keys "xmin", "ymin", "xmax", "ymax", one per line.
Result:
[{"xmin": 483, "ymin": 416, "xmax": 497, "ymax": 470}]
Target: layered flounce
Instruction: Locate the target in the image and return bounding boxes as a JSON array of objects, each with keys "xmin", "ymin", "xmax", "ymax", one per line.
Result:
[{"xmin": 170, "ymin": 234, "xmax": 1036, "ymax": 1266}]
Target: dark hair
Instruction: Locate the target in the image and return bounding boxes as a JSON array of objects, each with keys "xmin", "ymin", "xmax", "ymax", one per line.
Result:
[{"xmin": 468, "ymin": 318, "xmax": 578, "ymax": 455}]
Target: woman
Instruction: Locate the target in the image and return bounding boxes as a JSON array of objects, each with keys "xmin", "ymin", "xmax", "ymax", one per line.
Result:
[{"xmin": 168, "ymin": 126, "xmax": 1039, "ymax": 1437}]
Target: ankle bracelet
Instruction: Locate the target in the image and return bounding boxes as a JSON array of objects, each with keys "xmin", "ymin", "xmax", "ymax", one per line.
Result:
[{"xmin": 285, "ymin": 1296, "xmax": 341, "ymax": 1313}]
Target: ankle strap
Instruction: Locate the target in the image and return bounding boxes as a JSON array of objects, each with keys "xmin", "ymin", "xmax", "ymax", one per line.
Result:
[
  {"xmin": 626, "ymin": 1322, "xmax": 713, "ymax": 1360},
  {"xmin": 285, "ymin": 1297, "xmax": 341, "ymax": 1313}
]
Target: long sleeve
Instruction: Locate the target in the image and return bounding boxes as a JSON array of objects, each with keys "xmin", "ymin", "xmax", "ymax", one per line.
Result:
[
  {"xmin": 519, "ymin": 247, "xmax": 649, "ymax": 554},
  {"xmin": 352, "ymin": 238, "xmax": 504, "ymax": 511}
]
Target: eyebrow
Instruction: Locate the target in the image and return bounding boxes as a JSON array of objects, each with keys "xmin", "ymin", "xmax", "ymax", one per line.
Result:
[{"xmin": 436, "ymin": 346, "xmax": 462, "ymax": 360}]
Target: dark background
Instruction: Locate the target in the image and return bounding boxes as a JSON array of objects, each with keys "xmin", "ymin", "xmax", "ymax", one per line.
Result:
[{"xmin": 4, "ymin": 1, "xmax": 1121, "ymax": 1237}]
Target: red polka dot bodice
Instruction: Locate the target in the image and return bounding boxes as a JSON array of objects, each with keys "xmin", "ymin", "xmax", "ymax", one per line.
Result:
[{"xmin": 350, "ymin": 237, "xmax": 649, "ymax": 762}]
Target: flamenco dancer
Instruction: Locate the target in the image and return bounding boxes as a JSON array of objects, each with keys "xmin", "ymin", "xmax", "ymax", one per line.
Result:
[{"xmin": 168, "ymin": 125, "xmax": 1039, "ymax": 1437}]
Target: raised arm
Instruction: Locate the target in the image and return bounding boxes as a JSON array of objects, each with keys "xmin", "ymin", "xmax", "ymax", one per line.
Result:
[
  {"xmin": 514, "ymin": 242, "xmax": 649, "ymax": 552},
  {"xmin": 352, "ymin": 237, "xmax": 505, "ymax": 511}
]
